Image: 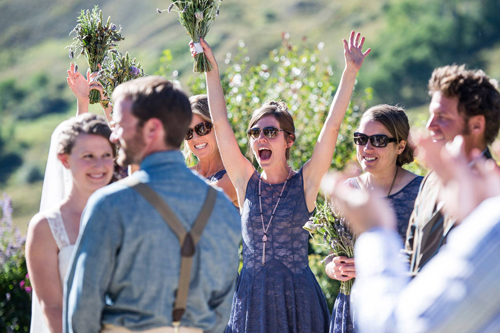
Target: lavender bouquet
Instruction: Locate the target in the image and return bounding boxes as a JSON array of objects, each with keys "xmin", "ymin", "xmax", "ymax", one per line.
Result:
[
  {"xmin": 98, "ymin": 51, "xmax": 146, "ymax": 108},
  {"xmin": 157, "ymin": 0, "xmax": 222, "ymax": 72},
  {"xmin": 67, "ymin": 5, "xmax": 124, "ymax": 104},
  {"xmin": 304, "ymin": 200, "xmax": 356, "ymax": 295}
]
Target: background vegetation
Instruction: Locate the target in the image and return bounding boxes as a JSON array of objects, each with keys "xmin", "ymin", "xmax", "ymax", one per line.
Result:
[{"xmin": 2, "ymin": 0, "xmax": 500, "ymax": 230}]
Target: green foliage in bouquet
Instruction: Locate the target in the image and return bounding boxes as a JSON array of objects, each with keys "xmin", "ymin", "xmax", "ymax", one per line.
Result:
[
  {"xmin": 158, "ymin": 0, "xmax": 222, "ymax": 72},
  {"xmin": 305, "ymin": 200, "xmax": 356, "ymax": 295},
  {"xmin": 98, "ymin": 51, "xmax": 146, "ymax": 108},
  {"xmin": 0, "ymin": 194, "xmax": 31, "ymax": 332},
  {"xmin": 67, "ymin": 5, "xmax": 124, "ymax": 104}
]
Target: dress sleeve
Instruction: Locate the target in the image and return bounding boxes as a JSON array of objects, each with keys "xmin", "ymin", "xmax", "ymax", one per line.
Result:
[{"xmin": 63, "ymin": 192, "xmax": 122, "ymax": 333}]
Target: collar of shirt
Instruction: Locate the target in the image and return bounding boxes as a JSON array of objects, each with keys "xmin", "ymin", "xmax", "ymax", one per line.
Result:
[{"xmin": 140, "ymin": 150, "xmax": 185, "ymax": 171}]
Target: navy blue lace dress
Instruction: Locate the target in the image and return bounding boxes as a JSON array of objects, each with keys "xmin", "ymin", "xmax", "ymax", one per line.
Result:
[
  {"xmin": 225, "ymin": 168, "xmax": 330, "ymax": 333},
  {"xmin": 329, "ymin": 175, "xmax": 423, "ymax": 333},
  {"xmin": 207, "ymin": 169, "xmax": 227, "ymax": 182}
]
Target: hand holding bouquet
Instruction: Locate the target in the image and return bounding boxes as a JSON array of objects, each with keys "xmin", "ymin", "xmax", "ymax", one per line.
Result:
[
  {"xmin": 67, "ymin": 5, "xmax": 124, "ymax": 104},
  {"xmin": 158, "ymin": 0, "xmax": 222, "ymax": 72},
  {"xmin": 304, "ymin": 200, "xmax": 356, "ymax": 294},
  {"xmin": 98, "ymin": 51, "xmax": 146, "ymax": 108}
]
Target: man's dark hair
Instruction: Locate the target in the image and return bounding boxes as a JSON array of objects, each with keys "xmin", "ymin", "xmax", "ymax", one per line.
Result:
[
  {"xmin": 113, "ymin": 76, "xmax": 192, "ymax": 148},
  {"xmin": 429, "ymin": 65, "xmax": 500, "ymax": 145}
]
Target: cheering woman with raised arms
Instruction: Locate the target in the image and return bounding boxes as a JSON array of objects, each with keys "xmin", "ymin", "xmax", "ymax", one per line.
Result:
[{"xmin": 193, "ymin": 31, "xmax": 370, "ymax": 332}]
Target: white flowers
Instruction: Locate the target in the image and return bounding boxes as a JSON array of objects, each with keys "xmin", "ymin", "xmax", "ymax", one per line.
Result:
[
  {"xmin": 303, "ymin": 221, "xmax": 322, "ymax": 232},
  {"xmin": 195, "ymin": 10, "xmax": 204, "ymax": 21}
]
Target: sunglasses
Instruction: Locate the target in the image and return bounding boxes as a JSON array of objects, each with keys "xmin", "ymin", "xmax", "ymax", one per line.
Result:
[
  {"xmin": 247, "ymin": 126, "xmax": 286, "ymax": 140},
  {"xmin": 353, "ymin": 132, "xmax": 398, "ymax": 148},
  {"xmin": 186, "ymin": 122, "xmax": 213, "ymax": 140}
]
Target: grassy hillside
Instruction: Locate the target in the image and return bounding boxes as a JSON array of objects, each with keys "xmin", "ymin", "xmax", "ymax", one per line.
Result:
[{"xmin": 1, "ymin": 0, "xmax": 499, "ymax": 231}]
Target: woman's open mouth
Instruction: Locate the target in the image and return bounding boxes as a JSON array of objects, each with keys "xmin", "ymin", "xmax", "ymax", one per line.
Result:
[{"xmin": 259, "ymin": 147, "xmax": 272, "ymax": 161}]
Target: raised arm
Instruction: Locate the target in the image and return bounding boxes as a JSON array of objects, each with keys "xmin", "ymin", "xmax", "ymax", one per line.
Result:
[
  {"xmin": 194, "ymin": 38, "xmax": 254, "ymax": 205},
  {"xmin": 302, "ymin": 31, "xmax": 370, "ymax": 211}
]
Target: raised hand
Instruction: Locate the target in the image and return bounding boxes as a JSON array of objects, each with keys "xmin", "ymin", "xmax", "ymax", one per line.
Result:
[
  {"xmin": 67, "ymin": 63, "xmax": 91, "ymax": 102},
  {"xmin": 343, "ymin": 31, "xmax": 371, "ymax": 72},
  {"xmin": 417, "ymin": 135, "xmax": 500, "ymax": 221},
  {"xmin": 190, "ymin": 37, "xmax": 218, "ymax": 71}
]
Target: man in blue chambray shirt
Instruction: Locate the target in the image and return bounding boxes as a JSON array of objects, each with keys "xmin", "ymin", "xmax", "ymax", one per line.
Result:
[{"xmin": 63, "ymin": 76, "xmax": 241, "ymax": 333}]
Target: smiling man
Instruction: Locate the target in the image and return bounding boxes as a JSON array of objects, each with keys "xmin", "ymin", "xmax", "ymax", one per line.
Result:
[
  {"xmin": 63, "ymin": 76, "xmax": 241, "ymax": 333},
  {"xmin": 405, "ymin": 65, "xmax": 500, "ymax": 275}
]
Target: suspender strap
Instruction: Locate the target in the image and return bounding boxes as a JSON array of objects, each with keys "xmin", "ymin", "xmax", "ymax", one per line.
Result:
[{"xmin": 121, "ymin": 177, "xmax": 217, "ymax": 327}]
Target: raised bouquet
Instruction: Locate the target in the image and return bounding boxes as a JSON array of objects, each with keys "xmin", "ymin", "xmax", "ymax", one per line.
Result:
[
  {"xmin": 67, "ymin": 5, "xmax": 124, "ymax": 104},
  {"xmin": 304, "ymin": 200, "xmax": 356, "ymax": 295},
  {"xmin": 98, "ymin": 51, "xmax": 146, "ymax": 108},
  {"xmin": 157, "ymin": 0, "xmax": 222, "ymax": 72}
]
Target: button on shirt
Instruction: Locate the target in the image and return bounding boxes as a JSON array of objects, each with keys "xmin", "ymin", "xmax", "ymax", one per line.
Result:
[
  {"xmin": 353, "ymin": 195, "xmax": 500, "ymax": 333},
  {"xmin": 64, "ymin": 151, "xmax": 241, "ymax": 333}
]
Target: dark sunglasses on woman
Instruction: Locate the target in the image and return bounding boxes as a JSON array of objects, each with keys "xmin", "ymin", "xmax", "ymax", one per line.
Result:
[
  {"xmin": 353, "ymin": 132, "xmax": 398, "ymax": 148},
  {"xmin": 186, "ymin": 122, "xmax": 213, "ymax": 140},
  {"xmin": 247, "ymin": 126, "xmax": 286, "ymax": 140}
]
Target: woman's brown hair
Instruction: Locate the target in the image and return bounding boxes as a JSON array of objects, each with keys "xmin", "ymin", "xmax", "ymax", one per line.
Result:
[
  {"xmin": 247, "ymin": 101, "xmax": 296, "ymax": 161},
  {"xmin": 57, "ymin": 113, "xmax": 115, "ymax": 156}
]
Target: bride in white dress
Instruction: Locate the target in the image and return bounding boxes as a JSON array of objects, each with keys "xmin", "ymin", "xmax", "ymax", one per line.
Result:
[{"xmin": 26, "ymin": 65, "xmax": 115, "ymax": 332}]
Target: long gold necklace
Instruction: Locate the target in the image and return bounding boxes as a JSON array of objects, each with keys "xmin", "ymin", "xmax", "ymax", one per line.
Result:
[{"xmin": 258, "ymin": 167, "xmax": 292, "ymax": 266}]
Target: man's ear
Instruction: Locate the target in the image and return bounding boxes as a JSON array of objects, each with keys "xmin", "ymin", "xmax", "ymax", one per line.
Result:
[
  {"xmin": 469, "ymin": 115, "xmax": 486, "ymax": 135},
  {"xmin": 57, "ymin": 153, "xmax": 70, "ymax": 169},
  {"xmin": 286, "ymin": 135, "xmax": 295, "ymax": 148},
  {"xmin": 143, "ymin": 118, "xmax": 165, "ymax": 143}
]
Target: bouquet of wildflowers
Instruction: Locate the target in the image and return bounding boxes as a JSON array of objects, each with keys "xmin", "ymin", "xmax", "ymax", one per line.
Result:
[
  {"xmin": 67, "ymin": 5, "xmax": 124, "ymax": 104},
  {"xmin": 157, "ymin": 0, "xmax": 222, "ymax": 72},
  {"xmin": 304, "ymin": 200, "xmax": 356, "ymax": 295},
  {"xmin": 98, "ymin": 51, "xmax": 146, "ymax": 108}
]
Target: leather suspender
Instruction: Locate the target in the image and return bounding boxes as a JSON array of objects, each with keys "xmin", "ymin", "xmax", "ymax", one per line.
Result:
[{"xmin": 121, "ymin": 177, "xmax": 217, "ymax": 332}]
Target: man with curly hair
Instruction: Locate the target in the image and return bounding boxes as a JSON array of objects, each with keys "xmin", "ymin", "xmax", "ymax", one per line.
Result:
[{"xmin": 405, "ymin": 64, "xmax": 500, "ymax": 275}]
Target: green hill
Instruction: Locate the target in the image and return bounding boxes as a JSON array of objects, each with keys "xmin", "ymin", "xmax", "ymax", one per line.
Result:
[{"xmin": 1, "ymin": 0, "xmax": 500, "ymax": 230}]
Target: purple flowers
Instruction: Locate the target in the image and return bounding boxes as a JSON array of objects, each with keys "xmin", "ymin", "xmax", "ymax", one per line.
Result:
[
  {"xmin": 130, "ymin": 66, "xmax": 141, "ymax": 77},
  {"xmin": 19, "ymin": 278, "xmax": 32, "ymax": 294},
  {"xmin": 1, "ymin": 193, "xmax": 25, "ymax": 266}
]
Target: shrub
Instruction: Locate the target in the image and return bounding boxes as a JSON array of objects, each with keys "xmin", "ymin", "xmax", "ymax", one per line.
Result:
[{"xmin": 0, "ymin": 194, "xmax": 31, "ymax": 332}]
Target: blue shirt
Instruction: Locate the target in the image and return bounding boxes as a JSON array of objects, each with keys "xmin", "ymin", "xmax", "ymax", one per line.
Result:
[
  {"xmin": 353, "ymin": 195, "xmax": 500, "ymax": 333},
  {"xmin": 64, "ymin": 151, "xmax": 241, "ymax": 333}
]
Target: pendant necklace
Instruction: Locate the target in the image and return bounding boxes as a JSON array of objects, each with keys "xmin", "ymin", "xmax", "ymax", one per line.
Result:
[
  {"xmin": 364, "ymin": 167, "xmax": 399, "ymax": 197},
  {"xmin": 386, "ymin": 167, "xmax": 398, "ymax": 197},
  {"xmin": 196, "ymin": 163, "xmax": 224, "ymax": 180},
  {"xmin": 258, "ymin": 167, "xmax": 292, "ymax": 265}
]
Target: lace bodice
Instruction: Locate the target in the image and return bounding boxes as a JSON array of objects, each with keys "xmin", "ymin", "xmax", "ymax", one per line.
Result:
[
  {"xmin": 346, "ymin": 176, "xmax": 423, "ymax": 242},
  {"xmin": 241, "ymin": 169, "xmax": 312, "ymax": 274},
  {"xmin": 226, "ymin": 168, "xmax": 329, "ymax": 332}
]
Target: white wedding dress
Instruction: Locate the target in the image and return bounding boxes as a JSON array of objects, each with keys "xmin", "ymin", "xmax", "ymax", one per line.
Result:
[
  {"xmin": 30, "ymin": 121, "xmax": 76, "ymax": 332},
  {"xmin": 30, "ymin": 209, "xmax": 75, "ymax": 333}
]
